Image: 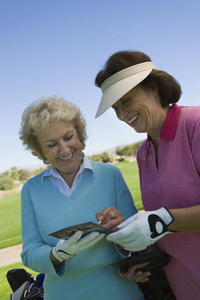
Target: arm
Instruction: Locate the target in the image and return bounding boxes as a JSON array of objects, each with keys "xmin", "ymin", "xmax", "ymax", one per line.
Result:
[
  {"xmin": 21, "ymin": 183, "xmax": 63, "ymax": 276},
  {"xmin": 169, "ymin": 205, "xmax": 200, "ymax": 232},
  {"xmin": 168, "ymin": 118, "xmax": 200, "ymax": 232},
  {"xmin": 106, "ymin": 204, "xmax": 200, "ymax": 252}
]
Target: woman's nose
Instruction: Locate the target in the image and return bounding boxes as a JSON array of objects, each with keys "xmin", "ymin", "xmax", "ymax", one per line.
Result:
[
  {"xmin": 59, "ymin": 141, "xmax": 71, "ymax": 154},
  {"xmin": 117, "ymin": 107, "xmax": 128, "ymax": 121}
]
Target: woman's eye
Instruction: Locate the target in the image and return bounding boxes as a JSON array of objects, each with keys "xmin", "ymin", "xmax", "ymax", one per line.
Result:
[
  {"xmin": 122, "ymin": 98, "xmax": 130, "ymax": 105},
  {"xmin": 65, "ymin": 134, "xmax": 74, "ymax": 141},
  {"xmin": 47, "ymin": 143, "xmax": 56, "ymax": 148}
]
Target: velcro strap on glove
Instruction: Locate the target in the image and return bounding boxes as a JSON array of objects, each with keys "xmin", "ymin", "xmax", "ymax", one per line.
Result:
[
  {"xmin": 52, "ymin": 247, "xmax": 74, "ymax": 262},
  {"xmin": 148, "ymin": 214, "xmax": 169, "ymax": 239}
]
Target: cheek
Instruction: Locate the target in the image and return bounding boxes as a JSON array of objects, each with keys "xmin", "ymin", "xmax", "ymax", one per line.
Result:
[
  {"xmin": 43, "ymin": 147, "xmax": 58, "ymax": 161},
  {"xmin": 73, "ymin": 136, "xmax": 83, "ymax": 149},
  {"xmin": 116, "ymin": 111, "xmax": 123, "ymax": 121}
]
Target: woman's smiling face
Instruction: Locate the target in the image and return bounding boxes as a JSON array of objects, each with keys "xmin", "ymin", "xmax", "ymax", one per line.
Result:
[
  {"xmin": 38, "ymin": 121, "xmax": 83, "ymax": 175},
  {"xmin": 112, "ymin": 86, "xmax": 167, "ymax": 138}
]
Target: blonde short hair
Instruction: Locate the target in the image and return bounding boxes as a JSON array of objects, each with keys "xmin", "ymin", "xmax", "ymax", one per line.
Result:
[{"xmin": 19, "ymin": 96, "xmax": 87, "ymax": 163}]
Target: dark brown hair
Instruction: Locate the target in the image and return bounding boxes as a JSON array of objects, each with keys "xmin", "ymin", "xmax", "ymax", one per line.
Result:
[{"xmin": 95, "ymin": 50, "xmax": 182, "ymax": 107}]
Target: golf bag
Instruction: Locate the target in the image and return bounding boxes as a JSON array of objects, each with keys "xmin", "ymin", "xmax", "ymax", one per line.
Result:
[
  {"xmin": 120, "ymin": 251, "xmax": 177, "ymax": 300},
  {"xmin": 7, "ymin": 268, "xmax": 44, "ymax": 300}
]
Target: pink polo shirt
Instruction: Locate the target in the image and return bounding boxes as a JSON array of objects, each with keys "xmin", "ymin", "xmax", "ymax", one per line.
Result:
[{"xmin": 137, "ymin": 104, "xmax": 200, "ymax": 300}]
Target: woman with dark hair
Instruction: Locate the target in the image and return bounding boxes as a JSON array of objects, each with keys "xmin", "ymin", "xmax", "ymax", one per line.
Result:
[{"xmin": 95, "ymin": 50, "xmax": 200, "ymax": 300}]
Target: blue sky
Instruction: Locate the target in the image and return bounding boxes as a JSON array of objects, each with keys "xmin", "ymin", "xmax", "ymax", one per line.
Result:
[{"xmin": 0, "ymin": 0, "xmax": 200, "ymax": 172}]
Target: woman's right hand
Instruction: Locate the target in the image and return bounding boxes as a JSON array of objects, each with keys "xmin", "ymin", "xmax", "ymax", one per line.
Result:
[
  {"xmin": 96, "ymin": 206, "xmax": 124, "ymax": 232},
  {"xmin": 52, "ymin": 230, "xmax": 105, "ymax": 262}
]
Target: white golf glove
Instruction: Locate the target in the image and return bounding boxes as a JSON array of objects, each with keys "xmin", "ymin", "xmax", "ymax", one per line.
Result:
[
  {"xmin": 106, "ymin": 207, "xmax": 173, "ymax": 252},
  {"xmin": 53, "ymin": 230, "xmax": 105, "ymax": 262}
]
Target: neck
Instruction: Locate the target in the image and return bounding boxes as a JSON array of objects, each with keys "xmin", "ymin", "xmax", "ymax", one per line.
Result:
[
  {"xmin": 58, "ymin": 163, "xmax": 82, "ymax": 188},
  {"xmin": 149, "ymin": 105, "xmax": 170, "ymax": 142},
  {"xmin": 60, "ymin": 171, "xmax": 77, "ymax": 188}
]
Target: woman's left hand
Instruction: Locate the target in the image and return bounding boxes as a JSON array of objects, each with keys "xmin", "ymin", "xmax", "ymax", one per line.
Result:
[
  {"xmin": 95, "ymin": 206, "xmax": 124, "ymax": 232},
  {"xmin": 118, "ymin": 263, "xmax": 151, "ymax": 283}
]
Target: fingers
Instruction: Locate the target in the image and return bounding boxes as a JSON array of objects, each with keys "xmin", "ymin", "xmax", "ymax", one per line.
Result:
[
  {"xmin": 66, "ymin": 230, "xmax": 83, "ymax": 245},
  {"xmin": 95, "ymin": 212, "xmax": 105, "ymax": 225},
  {"xmin": 96, "ymin": 206, "xmax": 115, "ymax": 225},
  {"xmin": 77, "ymin": 232, "xmax": 100, "ymax": 246},
  {"xmin": 61, "ymin": 231, "xmax": 105, "ymax": 256},
  {"xmin": 96, "ymin": 207, "xmax": 124, "ymax": 231},
  {"xmin": 106, "ymin": 226, "xmax": 148, "ymax": 251},
  {"xmin": 118, "ymin": 238, "xmax": 147, "ymax": 251},
  {"xmin": 86, "ymin": 233, "xmax": 105, "ymax": 247},
  {"xmin": 76, "ymin": 232, "xmax": 105, "ymax": 250},
  {"xmin": 118, "ymin": 214, "xmax": 138, "ymax": 229},
  {"xmin": 106, "ymin": 225, "xmax": 135, "ymax": 242},
  {"xmin": 118, "ymin": 264, "xmax": 151, "ymax": 283}
]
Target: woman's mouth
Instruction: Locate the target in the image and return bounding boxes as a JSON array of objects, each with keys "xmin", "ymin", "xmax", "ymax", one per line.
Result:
[
  {"xmin": 127, "ymin": 114, "xmax": 139, "ymax": 125},
  {"xmin": 60, "ymin": 152, "xmax": 74, "ymax": 161}
]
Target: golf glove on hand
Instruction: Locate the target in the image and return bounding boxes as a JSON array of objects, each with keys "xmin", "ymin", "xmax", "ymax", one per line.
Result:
[
  {"xmin": 53, "ymin": 230, "xmax": 105, "ymax": 262},
  {"xmin": 106, "ymin": 207, "xmax": 173, "ymax": 252}
]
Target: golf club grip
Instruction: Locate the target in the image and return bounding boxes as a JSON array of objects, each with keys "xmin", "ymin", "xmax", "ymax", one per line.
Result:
[{"xmin": 119, "ymin": 251, "xmax": 169, "ymax": 273}]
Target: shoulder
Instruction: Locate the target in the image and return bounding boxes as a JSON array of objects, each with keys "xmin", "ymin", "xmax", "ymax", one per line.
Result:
[
  {"xmin": 22, "ymin": 170, "xmax": 45, "ymax": 191},
  {"xmin": 90, "ymin": 160, "xmax": 121, "ymax": 174},
  {"xmin": 179, "ymin": 106, "xmax": 200, "ymax": 136},
  {"xmin": 180, "ymin": 106, "xmax": 200, "ymax": 124}
]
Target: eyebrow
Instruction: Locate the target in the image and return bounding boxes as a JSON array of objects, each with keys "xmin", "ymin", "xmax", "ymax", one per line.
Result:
[{"xmin": 43, "ymin": 130, "xmax": 75, "ymax": 144}]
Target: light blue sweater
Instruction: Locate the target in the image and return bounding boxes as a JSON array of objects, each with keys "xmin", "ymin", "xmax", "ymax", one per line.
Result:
[{"xmin": 21, "ymin": 161, "xmax": 144, "ymax": 300}]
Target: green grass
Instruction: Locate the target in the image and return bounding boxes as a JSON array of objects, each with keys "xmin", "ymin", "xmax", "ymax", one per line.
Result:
[
  {"xmin": 0, "ymin": 194, "xmax": 22, "ymax": 249},
  {"xmin": 0, "ymin": 160, "xmax": 143, "ymax": 250},
  {"xmin": 114, "ymin": 160, "xmax": 143, "ymax": 211},
  {"xmin": 0, "ymin": 160, "xmax": 143, "ymax": 297},
  {"xmin": 0, "ymin": 262, "xmax": 39, "ymax": 300}
]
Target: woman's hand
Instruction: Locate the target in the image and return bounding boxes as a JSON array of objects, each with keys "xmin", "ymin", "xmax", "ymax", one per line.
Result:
[
  {"xmin": 95, "ymin": 206, "xmax": 124, "ymax": 232},
  {"xmin": 106, "ymin": 207, "xmax": 173, "ymax": 251},
  {"xmin": 52, "ymin": 230, "xmax": 105, "ymax": 262},
  {"xmin": 118, "ymin": 263, "xmax": 151, "ymax": 283}
]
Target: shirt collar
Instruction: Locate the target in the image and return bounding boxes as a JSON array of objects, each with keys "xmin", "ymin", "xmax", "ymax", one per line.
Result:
[
  {"xmin": 41, "ymin": 154, "xmax": 94, "ymax": 183},
  {"xmin": 159, "ymin": 104, "xmax": 183, "ymax": 140}
]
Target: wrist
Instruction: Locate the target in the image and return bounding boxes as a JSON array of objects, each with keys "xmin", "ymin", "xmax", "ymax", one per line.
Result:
[
  {"xmin": 116, "ymin": 244, "xmax": 132, "ymax": 257},
  {"xmin": 52, "ymin": 247, "xmax": 64, "ymax": 262},
  {"xmin": 52, "ymin": 246, "xmax": 75, "ymax": 262},
  {"xmin": 148, "ymin": 207, "xmax": 175, "ymax": 239},
  {"xmin": 160, "ymin": 207, "xmax": 174, "ymax": 225}
]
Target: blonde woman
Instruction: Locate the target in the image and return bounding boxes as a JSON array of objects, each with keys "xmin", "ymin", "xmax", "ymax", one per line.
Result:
[{"xmin": 20, "ymin": 96, "xmax": 145, "ymax": 300}]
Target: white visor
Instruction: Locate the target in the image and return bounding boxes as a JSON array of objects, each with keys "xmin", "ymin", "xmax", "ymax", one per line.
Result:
[{"xmin": 95, "ymin": 61, "xmax": 156, "ymax": 118}]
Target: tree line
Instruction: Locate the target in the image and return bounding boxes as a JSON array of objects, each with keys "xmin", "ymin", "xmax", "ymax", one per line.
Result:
[
  {"xmin": 0, "ymin": 166, "xmax": 46, "ymax": 191},
  {"xmin": 88, "ymin": 141, "xmax": 143, "ymax": 163},
  {"xmin": 0, "ymin": 141, "xmax": 144, "ymax": 191}
]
